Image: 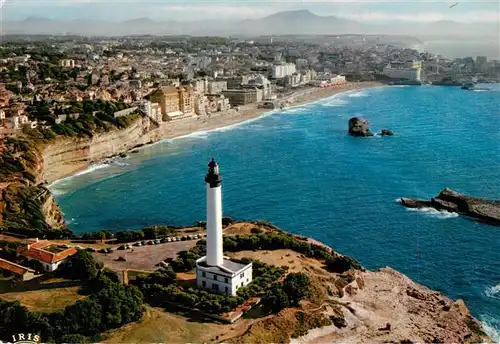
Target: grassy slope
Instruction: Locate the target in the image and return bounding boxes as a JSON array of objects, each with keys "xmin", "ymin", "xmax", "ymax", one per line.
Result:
[
  {"xmin": 0, "ymin": 277, "xmax": 85, "ymax": 313},
  {"xmin": 103, "ymin": 306, "xmax": 226, "ymax": 344}
]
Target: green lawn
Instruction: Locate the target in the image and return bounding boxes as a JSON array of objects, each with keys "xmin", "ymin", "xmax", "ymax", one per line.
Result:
[
  {"xmin": 0, "ymin": 277, "xmax": 85, "ymax": 313},
  {"xmin": 103, "ymin": 306, "xmax": 227, "ymax": 344}
]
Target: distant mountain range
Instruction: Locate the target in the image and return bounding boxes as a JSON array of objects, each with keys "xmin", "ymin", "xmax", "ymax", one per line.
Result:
[{"xmin": 0, "ymin": 10, "xmax": 496, "ymax": 38}]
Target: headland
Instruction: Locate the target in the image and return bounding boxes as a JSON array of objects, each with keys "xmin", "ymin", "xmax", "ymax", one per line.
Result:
[{"xmin": 0, "ymin": 220, "xmax": 493, "ymax": 343}]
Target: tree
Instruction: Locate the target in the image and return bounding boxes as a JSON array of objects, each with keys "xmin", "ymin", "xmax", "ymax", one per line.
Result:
[
  {"xmin": 283, "ymin": 273, "xmax": 310, "ymax": 306},
  {"xmin": 148, "ymin": 266, "xmax": 177, "ymax": 286},
  {"xmin": 61, "ymin": 250, "xmax": 103, "ymax": 280},
  {"xmin": 59, "ymin": 334, "xmax": 90, "ymax": 343},
  {"xmin": 5, "ymin": 83, "xmax": 21, "ymax": 94},
  {"xmin": 115, "ymin": 230, "xmax": 144, "ymax": 243},
  {"xmin": 262, "ymin": 284, "xmax": 289, "ymax": 313}
]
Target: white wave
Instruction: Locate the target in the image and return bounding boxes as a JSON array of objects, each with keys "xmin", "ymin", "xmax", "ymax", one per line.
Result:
[
  {"xmin": 480, "ymin": 314, "xmax": 500, "ymax": 342},
  {"xmin": 49, "ymin": 188, "xmax": 68, "ymax": 196},
  {"xmin": 110, "ymin": 161, "xmax": 130, "ymax": 167},
  {"xmin": 391, "ymin": 85, "xmax": 409, "ymax": 88},
  {"xmin": 74, "ymin": 162, "xmax": 110, "ymax": 176},
  {"xmin": 283, "ymin": 108, "xmax": 307, "ymax": 114},
  {"xmin": 472, "ymin": 89, "xmax": 489, "ymax": 92},
  {"xmin": 158, "ymin": 110, "xmax": 281, "ymax": 145},
  {"xmin": 321, "ymin": 98, "xmax": 350, "ymax": 107},
  {"xmin": 405, "ymin": 207, "xmax": 459, "ymax": 219},
  {"xmin": 348, "ymin": 91, "xmax": 368, "ymax": 98},
  {"xmin": 47, "ymin": 162, "xmax": 112, "ymax": 190},
  {"xmin": 485, "ymin": 284, "xmax": 500, "ymax": 300},
  {"xmin": 169, "ymin": 131, "xmax": 209, "ymax": 141}
]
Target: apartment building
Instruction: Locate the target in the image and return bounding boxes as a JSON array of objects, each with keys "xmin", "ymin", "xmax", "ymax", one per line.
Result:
[
  {"xmin": 149, "ymin": 86, "xmax": 180, "ymax": 119},
  {"xmin": 222, "ymin": 88, "xmax": 260, "ymax": 106}
]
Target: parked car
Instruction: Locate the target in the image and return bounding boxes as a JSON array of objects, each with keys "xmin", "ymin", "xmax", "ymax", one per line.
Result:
[
  {"xmin": 154, "ymin": 239, "xmax": 160, "ymax": 244},
  {"xmin": 141, "ymin": 241, "xmax": 147, "ymax": 245},
  {"xmin": 118, "ymin": 245, "xmax": 126, "ymax": 250},
  {"xmin": 98, "ymin": 248, "xmax": 107, "ymax": 253},
  {"xmin": 160, "ymin": 238, "xmax": 168, "ymax": 243},
  {"xmin": 106, "ymin": 248, "xmax": 114, "ymax": 253},
  {"xmin": 133, "ymin": 242, "xmax": 142, "ymax": 247}
]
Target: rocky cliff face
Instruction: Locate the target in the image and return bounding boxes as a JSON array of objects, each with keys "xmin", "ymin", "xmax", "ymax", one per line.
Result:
[
  {"xmin": 0, "ymin": 138, "xmax": 69, "ymax": 237},
  {"xmin": 42, "ymin": 116, "xmax": 151, "ymax": 183},
  {"xmin": 0, "ymin": 116, "xmax": 153, "ymax": 236}
]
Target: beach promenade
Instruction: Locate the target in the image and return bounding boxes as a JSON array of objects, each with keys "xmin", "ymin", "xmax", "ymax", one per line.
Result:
[{"xmin": 139, "ymin": 82, "xmax": 383, "ymax": 152}]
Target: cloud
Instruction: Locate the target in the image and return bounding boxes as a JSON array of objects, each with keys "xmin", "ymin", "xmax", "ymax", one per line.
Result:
[
  {"xmin": 338, "ymin": 10, "xmax": 500, "ymax": 22},
  {"xmin": 3, "ymin": 0, "xmax": 499, "ymax": 23},
  {"xmin": 162, "ymin": 4, "xmax": 273, "ymax": 18}
]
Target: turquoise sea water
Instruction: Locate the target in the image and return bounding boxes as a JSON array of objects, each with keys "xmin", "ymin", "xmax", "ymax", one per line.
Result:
[{"xmin": 51, "ymin": 85, "xmax": 500, "ymax": 339}]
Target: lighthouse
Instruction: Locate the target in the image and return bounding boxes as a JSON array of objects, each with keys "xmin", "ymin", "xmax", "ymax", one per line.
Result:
[
  {"xmin": 205, "ymin": 158, "xmax": 223, "ymax": 266},
  {"xmin": 196, "ymin": 158, "xmax": 253, "ymax": 296}
]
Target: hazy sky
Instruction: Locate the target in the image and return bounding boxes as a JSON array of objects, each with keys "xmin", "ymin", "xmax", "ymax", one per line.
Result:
[{"xmin": 1, "ymin": 0, "xmax": 499, "ymax": 23}]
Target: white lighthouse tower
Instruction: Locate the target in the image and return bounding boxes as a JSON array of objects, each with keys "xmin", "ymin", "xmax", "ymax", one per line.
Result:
[
  {"xmin": 205, "ymin": 158, "xmax": 223, "ymax": 266},
  {"xmin": 196, "ymin": 158, "xmax": 253, "ymax": 296}
]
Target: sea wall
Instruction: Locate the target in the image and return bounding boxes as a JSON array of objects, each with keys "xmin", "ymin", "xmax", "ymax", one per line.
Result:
[{"xmin": 42, "ymin": 116, "xmax": 152, "ymax": 183}]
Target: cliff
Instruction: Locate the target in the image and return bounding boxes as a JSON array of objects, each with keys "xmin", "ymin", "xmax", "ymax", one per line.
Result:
[
  {"xmin": 285, "ymin": 267, "xmax": 492, "ymax": 343},
  {"xmin": 0, "ymin": 115, "xmax": 153, "ymax": 236},
  {"xmin": 215, "ymin": 223, "xmax": 493, "ymax": 343},
  {"xmin": 0, "ymin": 137, "xmax": 69, "ymax": 237},
  {"xmin": 42, "ymin": 115, "xmax": 152, "ymax": 183}
]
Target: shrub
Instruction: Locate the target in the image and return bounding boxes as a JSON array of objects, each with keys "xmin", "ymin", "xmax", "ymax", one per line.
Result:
[
  {"xmin": 261, "ymin": 284, "xmax": 290, "ymax": 313},
  {"xmin": 283, "ymin": 273, "xmax": 310, "ymax": 306},
  {"xmin": 58, "ymin": 249, "xmax": 103, "ymax": 281}
]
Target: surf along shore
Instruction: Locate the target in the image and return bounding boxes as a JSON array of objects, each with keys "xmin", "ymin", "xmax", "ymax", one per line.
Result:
[{"xmin": 45, "ymin": 81, "xmax": 383, "ymax": 184}]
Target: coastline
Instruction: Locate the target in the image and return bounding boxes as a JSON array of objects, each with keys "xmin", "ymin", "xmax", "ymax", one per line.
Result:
[{"xmin": 47, "ymin": 81, "xmax": 383, "ymax": 185}]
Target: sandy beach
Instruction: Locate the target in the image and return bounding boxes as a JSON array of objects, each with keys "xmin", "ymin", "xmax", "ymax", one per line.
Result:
[
  {"xmin": 134, "ymin": 81, "xmax": 384, "ymax": 152},
  {"xmin": 44, "ymin": 81, "xmax": 384, "ymax": 184}
]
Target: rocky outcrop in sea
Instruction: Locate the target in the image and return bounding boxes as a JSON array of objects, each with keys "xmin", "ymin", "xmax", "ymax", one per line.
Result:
[
  {"xmin": 400, "ymin": 188, "xmax": 500, "ymax": 226},
  {"xmin": 348, "ymin": 117, "xmax": 374, "ymax": 137}
]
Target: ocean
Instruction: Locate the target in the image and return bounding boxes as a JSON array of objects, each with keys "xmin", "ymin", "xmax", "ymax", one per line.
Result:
[
  {"xmin": 415, "ymin": 38, "xmax": 500, "ymax": 60},
  {"xmin": 51, "ymin": 84, "xmax": 500, "ymax": 340}
]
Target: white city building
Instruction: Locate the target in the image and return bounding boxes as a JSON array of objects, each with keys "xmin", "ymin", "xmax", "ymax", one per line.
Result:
[
  {"xmin": 196, "ymin": 159, "xmax": 253, "ymax": 296},
  {"xmin": 383, "ymin": 62, "xmax": 422, "ymax": 81},
  {"xmin": 272, "ymin": 63, "xmax": 297, "ymax": 79}
]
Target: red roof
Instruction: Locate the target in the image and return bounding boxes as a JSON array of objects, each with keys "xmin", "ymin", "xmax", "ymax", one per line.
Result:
[
  {"xmin": 0, "ymin": 258, "xmax": 35, "ymax": 276},
  {"xmin": 17, "ymin": 241, "xmax": 77, "ymax": 264}
]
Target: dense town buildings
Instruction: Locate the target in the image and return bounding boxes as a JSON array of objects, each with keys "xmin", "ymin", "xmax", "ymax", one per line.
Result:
[{"xmin": 0, "ymin": 36, "xmax": 498, "ymax": 138}]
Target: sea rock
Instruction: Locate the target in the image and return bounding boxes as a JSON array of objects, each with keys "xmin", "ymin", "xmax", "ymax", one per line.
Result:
[
  {"xmin": 348, "ymin": 117, "xmax": 374, "ymax": 137},
  {"xmin": 400, "ymin": 188, "xmax": 500, "ymax": 226},
  {"xmin": 380, "ymin": 129, "xmax": 394, "ymax": 136}
]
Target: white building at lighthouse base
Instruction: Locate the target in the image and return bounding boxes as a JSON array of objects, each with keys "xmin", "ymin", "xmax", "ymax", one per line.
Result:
[{"xmin": 196, "ymin": 256, "xmax": 252, "ymax": 296}]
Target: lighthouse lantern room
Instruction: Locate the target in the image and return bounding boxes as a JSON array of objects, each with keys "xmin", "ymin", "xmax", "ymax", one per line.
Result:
[{"xmin": 196, "ymin": 158, "xmax": 253, "ymax": 296}]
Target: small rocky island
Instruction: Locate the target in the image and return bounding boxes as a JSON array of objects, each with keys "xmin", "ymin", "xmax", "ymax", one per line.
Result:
[
  {"xmin": 400, "ymin": 188, "xmax": 500, "ymax": 226},
  {"xmin": 348, "ymin": 117, "xmax": 374, "ymax": 137},
  {"xmin": 348, "ymin": 117, "xmax": 394, "ymax": 137}
]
